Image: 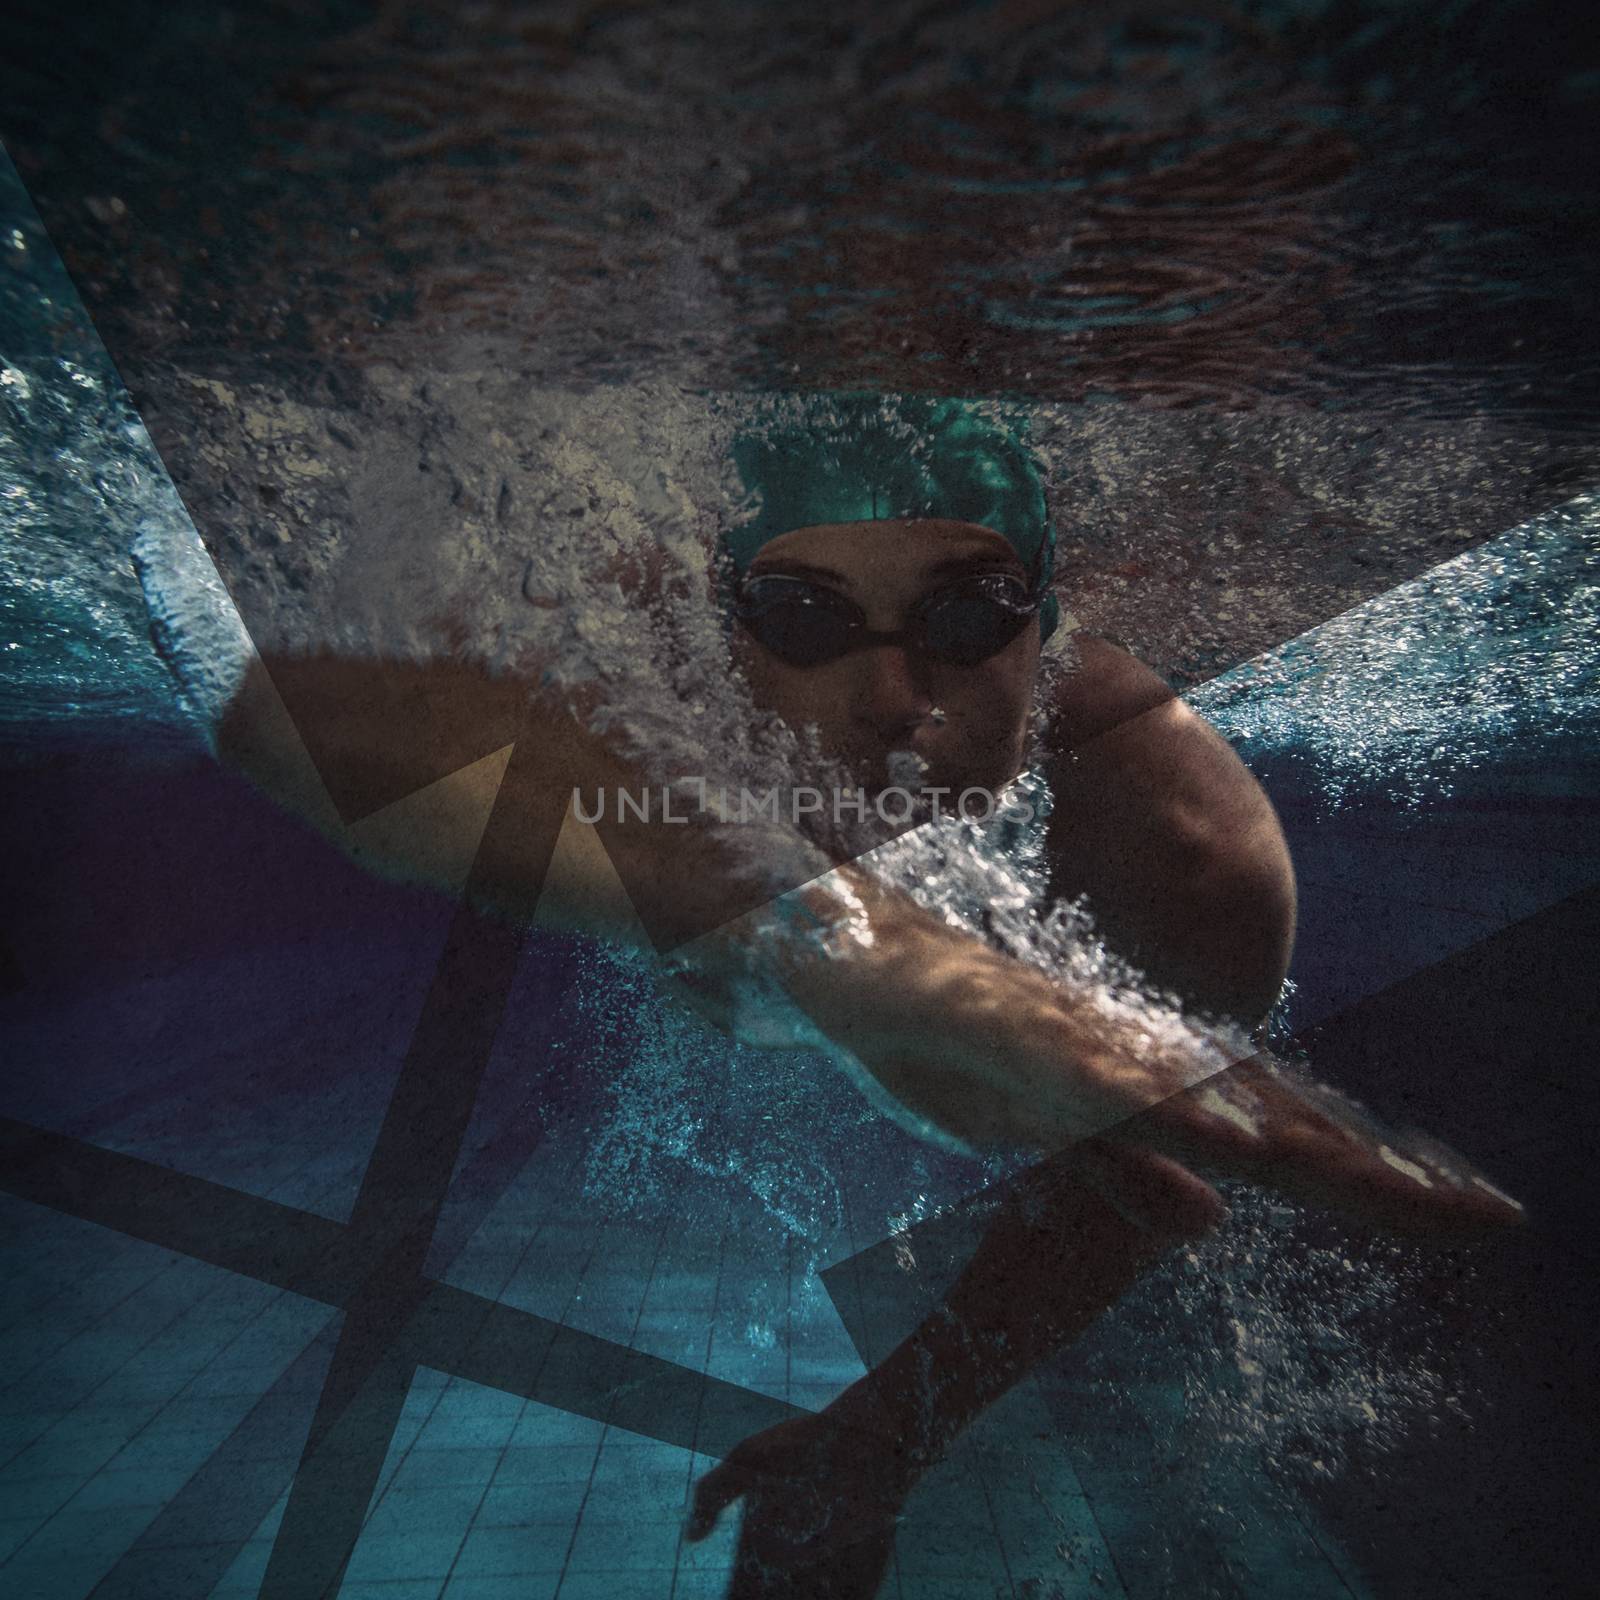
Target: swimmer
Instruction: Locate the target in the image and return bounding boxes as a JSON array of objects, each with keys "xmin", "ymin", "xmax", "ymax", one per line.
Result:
[{"xmin": 211, "ymin": 392, "xmax": 1523, "ymax": 1598}]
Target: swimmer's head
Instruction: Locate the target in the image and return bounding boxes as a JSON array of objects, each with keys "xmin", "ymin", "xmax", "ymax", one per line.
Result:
[
  {"xmin": 718, "ymin": 394, "xmax": 1056, "ymax": 796},
  {"xmin": 720, "ymin": 392, "xmax": 1060, "ymax": 642}
]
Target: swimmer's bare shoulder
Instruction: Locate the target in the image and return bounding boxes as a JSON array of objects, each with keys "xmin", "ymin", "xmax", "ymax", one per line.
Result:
[{"xmin": 1042, "ymin": 634, "xmax": 1297, "ymax": 1026}]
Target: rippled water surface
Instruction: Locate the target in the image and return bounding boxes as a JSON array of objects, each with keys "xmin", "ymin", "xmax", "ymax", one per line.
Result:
[
  {"xmin": 3, "ymin": 0, "xmax": 1597, "ymax": 731},
  {"xmin": 6, "ymin": 0, "xmax": 1599, "ymax": 414}
]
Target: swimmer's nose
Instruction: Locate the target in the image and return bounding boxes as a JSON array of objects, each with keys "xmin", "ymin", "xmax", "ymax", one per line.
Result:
[{"xmin": 850, "ymin": 642, "xmax": 938, "ymax": 743}]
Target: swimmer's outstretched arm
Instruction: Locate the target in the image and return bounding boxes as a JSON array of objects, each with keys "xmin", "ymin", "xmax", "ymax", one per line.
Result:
[
  {"xmin": 683, "ymin": 636, "xmax": 1519, "ymax": 1239},
  {"xmin": 217, "ymin": 650, "xmax": 1522, "ymax": 1240}
]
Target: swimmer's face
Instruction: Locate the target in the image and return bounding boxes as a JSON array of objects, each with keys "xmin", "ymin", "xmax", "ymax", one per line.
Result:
[{"xmin": 732, "ymin": 519, "xmax": 1041, "ymax": 796}]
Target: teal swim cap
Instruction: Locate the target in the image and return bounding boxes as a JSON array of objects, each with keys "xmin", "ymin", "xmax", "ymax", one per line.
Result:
[{"xmin": 722, "ymin": 392, "xmax": 1060, "ymax": 641}]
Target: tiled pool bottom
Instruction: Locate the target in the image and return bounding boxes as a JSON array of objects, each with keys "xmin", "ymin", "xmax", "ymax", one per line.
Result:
[{"xmin": 0, "ymin": 1122, "xmax": 1371, "ymax": 1600}]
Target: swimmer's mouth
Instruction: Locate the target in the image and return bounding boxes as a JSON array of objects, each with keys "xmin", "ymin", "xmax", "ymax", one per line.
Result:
[
  {"xmin": 856, "ymin": 752, "xmax": 939, "ymax": 799},
  {"xmin": 822, "ymin": 726, "xmax": 973, "ymax": 799}
]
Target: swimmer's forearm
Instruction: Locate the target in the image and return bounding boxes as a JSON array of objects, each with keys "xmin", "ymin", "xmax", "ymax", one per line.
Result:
[
  {"xmin": 742, "ymin": 877, "xmax": 1526, "ymax": 1237},
  {"xmin": 707, "ymin": 864, "xmax": 1185, "ymax": 1152}
]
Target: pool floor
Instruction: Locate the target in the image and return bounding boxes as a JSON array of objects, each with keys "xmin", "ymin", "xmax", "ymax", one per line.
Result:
[{"xmin": 0, "ymin": 1079, "xmax": 1370, "ymax": 1600}]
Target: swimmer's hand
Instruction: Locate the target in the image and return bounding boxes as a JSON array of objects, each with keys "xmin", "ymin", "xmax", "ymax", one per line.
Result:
[
  {"xmin": 1118, "ymin": 1049, "xmax": 1526, "ymax": 1239},
  {"xmin": 756, "ymin": 871, "xmax": 1525, "ymax": 1240}
]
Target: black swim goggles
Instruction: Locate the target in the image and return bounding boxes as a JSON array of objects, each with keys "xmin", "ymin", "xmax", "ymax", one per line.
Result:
[{"xmin": 733, "ymin": 571, "xmax": 1044, "ymax": 669}]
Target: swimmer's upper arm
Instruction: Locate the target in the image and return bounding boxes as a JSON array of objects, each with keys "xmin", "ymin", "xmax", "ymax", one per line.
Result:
[
  {"xmin": 1043, "ymin": 636, "xmax": 1296, "ymax": 1024},
  {"xmin": 213, "ymin": 651, "xmax": 826, "ymax": 951},
  {"xmin": 215, "ymin": 651, "xmax": 581, "ymax": 910}
]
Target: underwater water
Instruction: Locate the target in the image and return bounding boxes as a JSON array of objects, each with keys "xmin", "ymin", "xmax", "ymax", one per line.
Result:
[{"xmin": 3, "ymin": 3, "xmax": 1599, "ymax": 1598}]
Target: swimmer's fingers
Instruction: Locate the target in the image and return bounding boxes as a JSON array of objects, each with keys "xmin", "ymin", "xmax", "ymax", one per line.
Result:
[
  {"xmin": 1124, "ymin": 1053, "xmax": 1526, "ymax": 1236},
  {"xmin": 684, "ymin": 1420, "xmax": 828, "ymax": 1542},
  {"xmin": 686, "ymin": 1450, "xmax": 750, "ymax": 1541}
]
